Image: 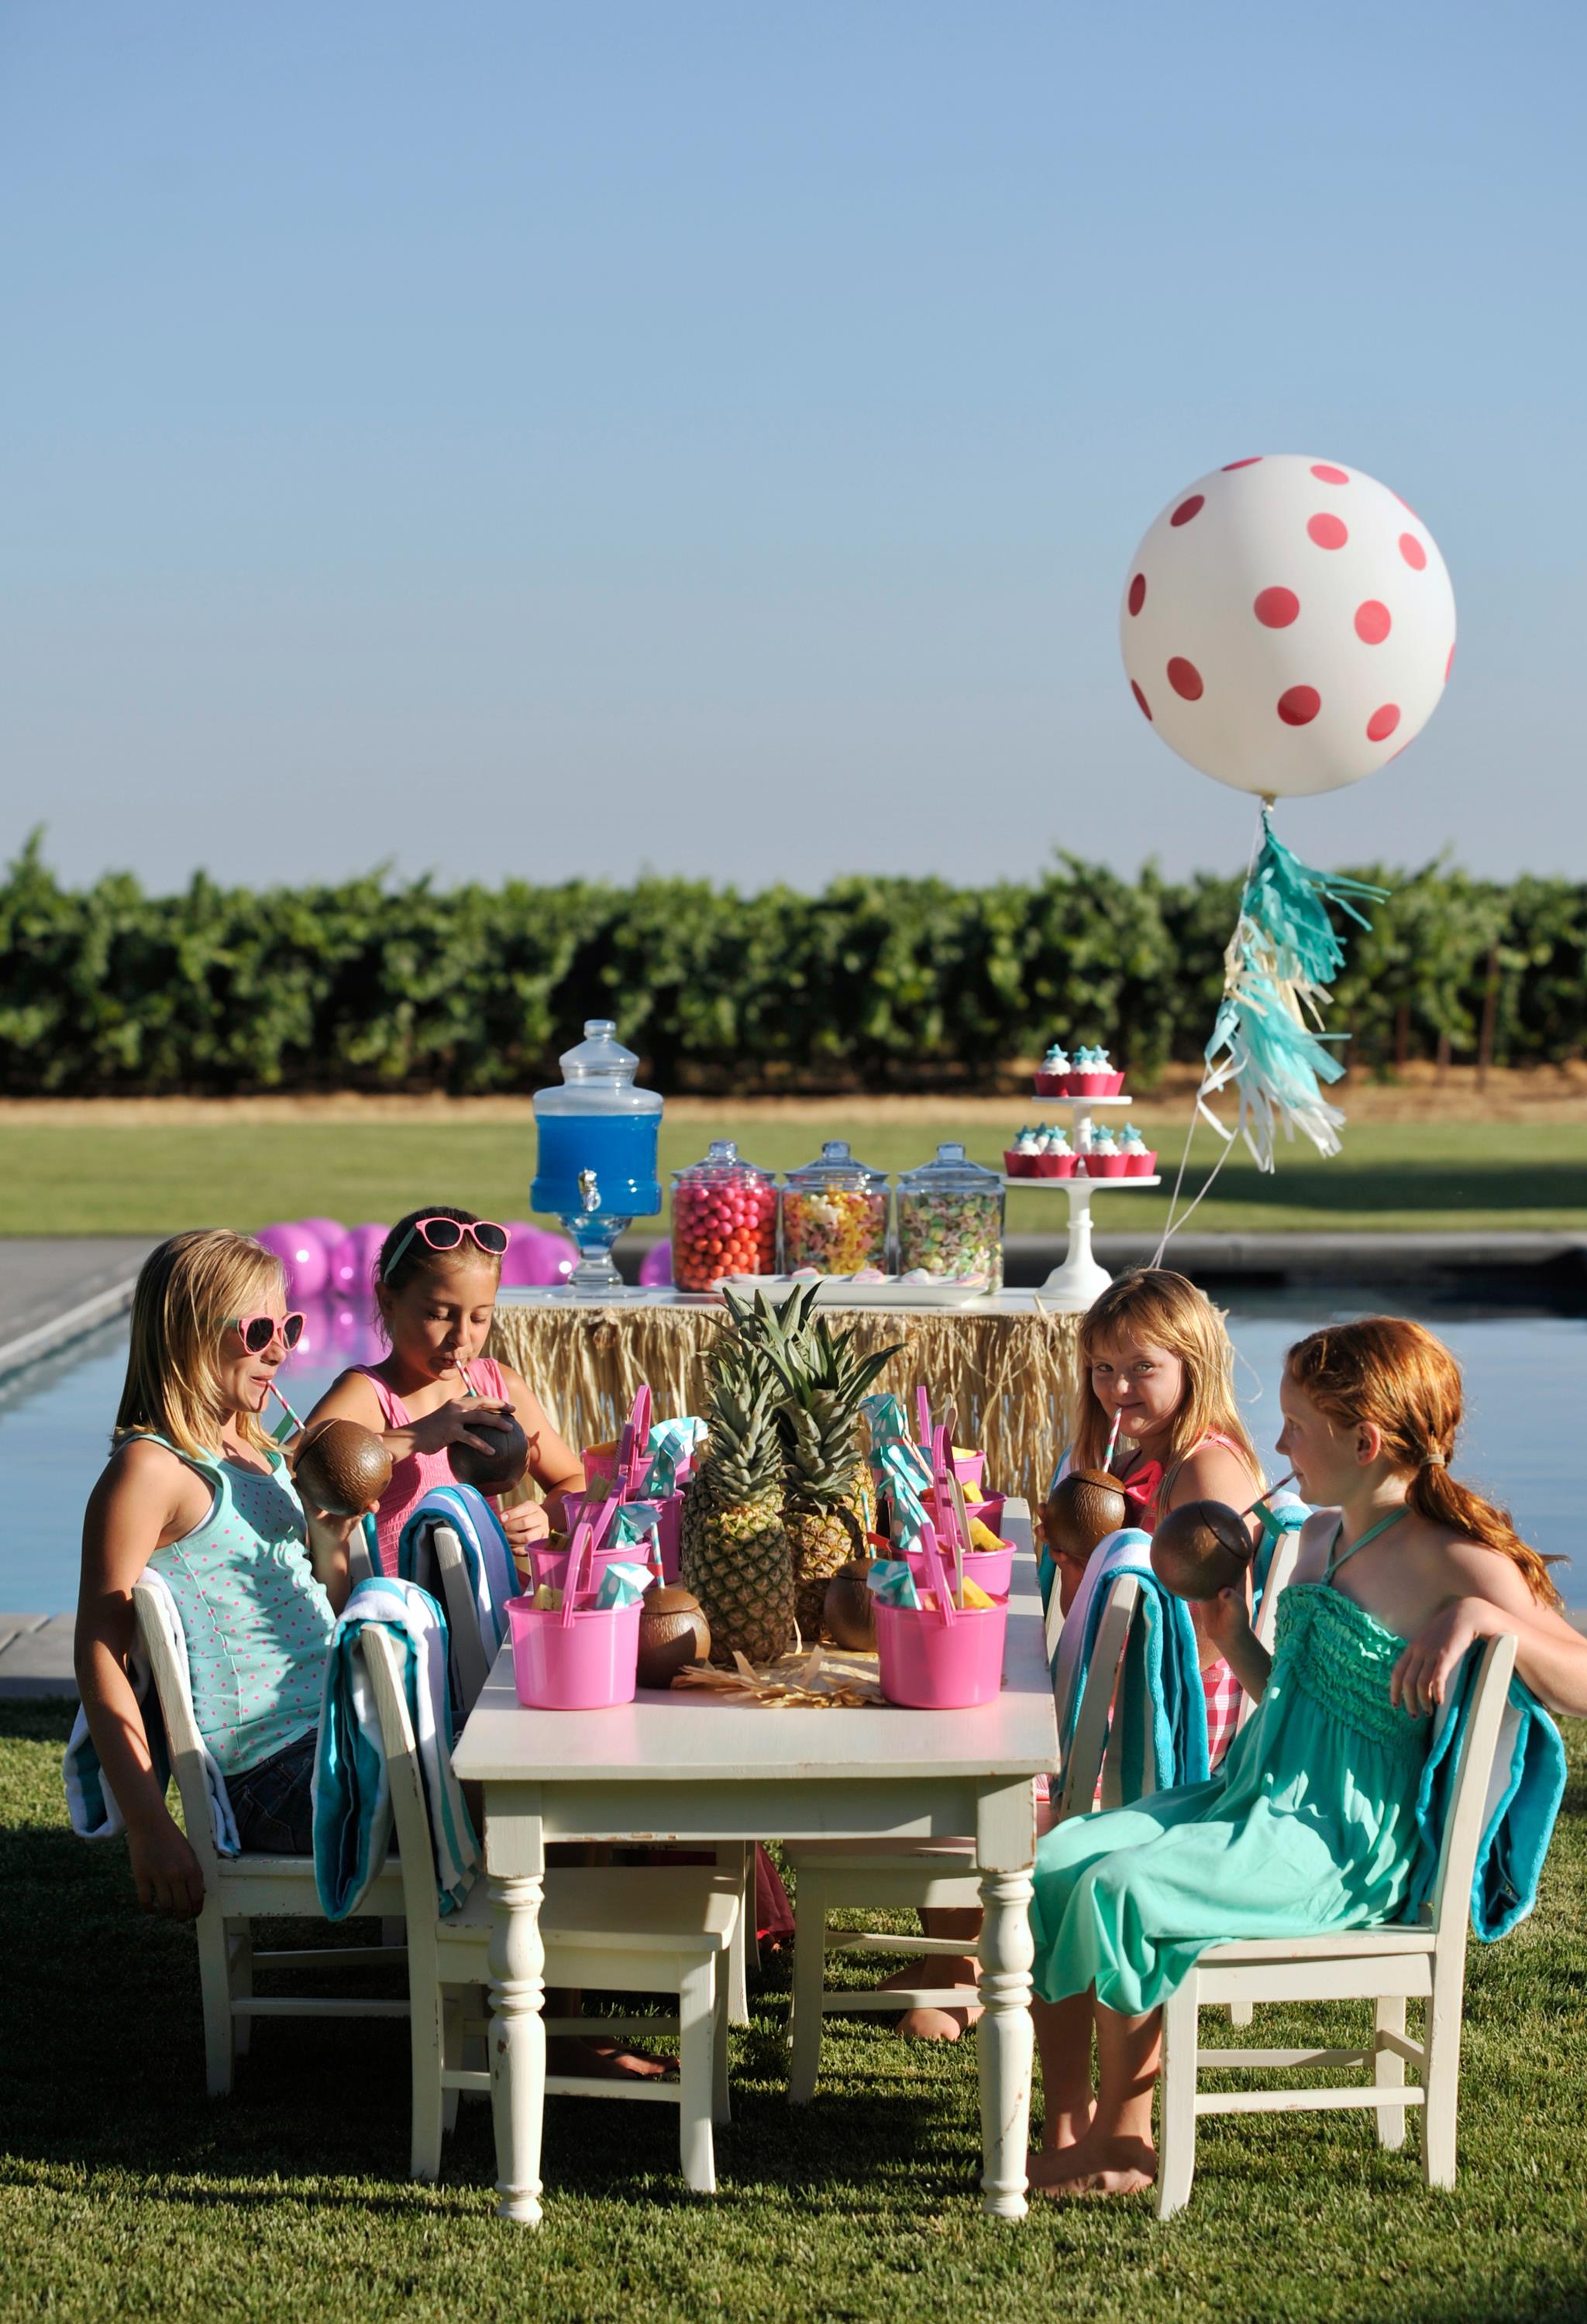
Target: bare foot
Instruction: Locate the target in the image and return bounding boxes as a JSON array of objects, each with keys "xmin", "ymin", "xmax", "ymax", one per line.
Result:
[
  {"xmin": 1027, "ymin": 2130, "xmax": 1156, "ymax": 2198},
  {"xmin": 547, "ymin": 2036, "xmax": 676, "ymax": 2081},
  {"xmin": 1038, "ymin": 2102, "xmax": 1096, "ymax": 2155},
  {"xmin": 881, "ymin": 1953, "xmax": 983, "ymax": 2042}
]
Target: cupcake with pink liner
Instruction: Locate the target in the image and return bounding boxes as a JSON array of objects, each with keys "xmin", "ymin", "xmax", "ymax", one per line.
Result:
[
  {"xmin": 1085, "ymin": 1125, "xmax": 1128, "ymax": 1177},
  {"xmin": 1003, "ymin": 1124, "xmax": 1043, "ymax": 1178},
  {"xmin": 1069, "ymin": 1043, "xmax": 1126, "ymax": 1099},
  {"xmin": 1035, "ymin": 1126, "xmax": 1076, "ymax": 1178},
  {"xmin": 1034, "ymin": 1041, "xmax": 1072, "ymax": 1098},
  {"xmin": 1118, "ymin": 1122, "xmax": 1157, "ymax": 1177}
]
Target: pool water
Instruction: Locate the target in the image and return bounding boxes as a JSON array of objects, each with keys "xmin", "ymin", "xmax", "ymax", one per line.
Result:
[{"xmin": 2, "ymin": 1294, "xmax": 1579, "ymax": 1617}]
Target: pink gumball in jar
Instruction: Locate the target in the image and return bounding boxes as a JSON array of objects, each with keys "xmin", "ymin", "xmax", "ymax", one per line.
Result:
[{"xmin": 670, "ymin": 1140, "xmax": 779, "ymax": 1292}]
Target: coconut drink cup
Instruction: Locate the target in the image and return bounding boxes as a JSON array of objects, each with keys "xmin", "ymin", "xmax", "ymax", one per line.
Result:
[
  {"xmin": 1045, "ymin": 1467, "xmax": 1130, "ymax": 1562},
  {"xmin": 1150, "ymin": 1499, "xmax": 1255, "ymax": 1601},
  {"xmin": 296, "ymin": 1419, "xmax": 394, "ymax": 1518}
]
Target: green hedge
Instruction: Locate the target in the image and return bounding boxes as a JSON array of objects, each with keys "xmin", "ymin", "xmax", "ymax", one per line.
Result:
[{"xmin": 2, "ymin": 834, "xmax": 1582, "ymax": 1095}]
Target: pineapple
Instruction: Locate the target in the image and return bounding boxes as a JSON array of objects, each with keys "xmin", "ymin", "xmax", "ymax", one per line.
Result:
[
  {"xmin": 681, "ymin": 1332, "xmax": 797, "ymax": 1665},
  {"xmin": 739, "ymin": 1289, "xmax": 902, "ymax": 1639}
]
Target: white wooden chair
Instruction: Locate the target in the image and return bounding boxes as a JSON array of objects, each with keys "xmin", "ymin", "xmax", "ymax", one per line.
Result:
[
  {"xmin": 786, "ymin": 1515, "xmax": 1139, "ymax": 2102},
  {"xmin": 132, "ymin": 1578, "xmax": 408, "ymax": 2099},
  {"xmin": 420, "ymin": 1516, "xmax": 756, "ymax": 2026},
  {"xmin": 1155, "ymin": 1630, "xmax": 1519, "ymax": 2218},
  {"xmin": 357, "ymin": 1624, "xmax": 742, "ymax": 2192}
]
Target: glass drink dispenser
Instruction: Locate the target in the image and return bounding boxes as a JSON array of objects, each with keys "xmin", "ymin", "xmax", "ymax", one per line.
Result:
[{"xmin": 531, "ymin": 1020, "xmax": 663, "ymax": 1296}]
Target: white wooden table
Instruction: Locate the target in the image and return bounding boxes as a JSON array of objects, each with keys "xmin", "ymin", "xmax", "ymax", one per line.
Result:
[{"xmin": 452, "ymin": 1503, "xmax": 1057, "ymax": 2223}]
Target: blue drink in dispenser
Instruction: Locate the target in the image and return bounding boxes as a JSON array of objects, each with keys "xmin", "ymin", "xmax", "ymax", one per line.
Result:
[{"xmin": 532, "ymin": 1020, "xmax": 663, "ymax": 1295}]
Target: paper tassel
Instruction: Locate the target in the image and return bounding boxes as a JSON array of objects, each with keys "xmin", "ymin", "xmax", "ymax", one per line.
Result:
[{"xmin": 1203, "ymin": 806, "xmax": 1388, "ymax": 1171}]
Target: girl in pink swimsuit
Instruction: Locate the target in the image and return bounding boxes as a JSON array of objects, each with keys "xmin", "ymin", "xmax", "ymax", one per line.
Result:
[
  {"xmin": 304, "ymin": 1205, "xmax": 584, "ymax": 1572},
  {"xmin": 1063, "ymin": 1268, "xmax": 1266, "ymax": 1762}
]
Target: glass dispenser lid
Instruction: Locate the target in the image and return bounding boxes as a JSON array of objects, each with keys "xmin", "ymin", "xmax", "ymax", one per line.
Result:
[
  {"xmin": 898, "ymin": 1141, "xmax": 1003, "ymax": 1192},
  {"xmin": 784, "ymin": 1139, "xmax": 886, "ymax": 1190}
]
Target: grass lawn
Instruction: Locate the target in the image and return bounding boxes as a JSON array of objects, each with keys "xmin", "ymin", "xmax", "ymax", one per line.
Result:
[
  {"xmin": 5, "ymin": 1114, "xmax": 1587, "ymax": 1239},
  {"xmin": 3, "ymin": 1698, "xmax": 1586, "ymax": 2322}
]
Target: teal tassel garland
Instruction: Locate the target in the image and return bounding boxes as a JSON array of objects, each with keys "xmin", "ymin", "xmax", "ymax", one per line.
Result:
[{"xmin": 1203, "ymin": 807, "xmax": 1389, "ymax": 1171}]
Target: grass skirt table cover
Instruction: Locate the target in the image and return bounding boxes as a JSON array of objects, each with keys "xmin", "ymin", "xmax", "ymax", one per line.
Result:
[{"xmin": 486, "ymin": 1290, "xmax": 1082, "ymax": 1511}]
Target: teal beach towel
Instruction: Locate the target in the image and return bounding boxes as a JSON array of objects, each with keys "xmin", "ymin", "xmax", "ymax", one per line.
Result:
[{"xmin": 312, "ymin": 1576, "xmax": 478, "ymax": 1921}]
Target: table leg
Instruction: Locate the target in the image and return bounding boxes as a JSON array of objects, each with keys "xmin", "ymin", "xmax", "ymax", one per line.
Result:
[
  {"xmin": 487, "ymin": 1865, "xmax": 546, "ymax": 2224},
  {"xmin": 977, "ymin": 1783, "xmax": 1037, "ymax": 2220}
]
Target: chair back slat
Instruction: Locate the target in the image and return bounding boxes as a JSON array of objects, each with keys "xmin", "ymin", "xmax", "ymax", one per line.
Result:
[
  {"xmin": 357, "ymin": 1627, "xmax": 441, "ymax": 1973},
  {"xmin": 132, "ymin": 1580, "xmax": 225, "ymax": 1882},
  {"xmin": 430, "ymin": 1525, "xmax": 492, "ymax": 1714},
  {"xmin": 1237, "ymin": 1525, "xmax": 1303, "ymax": 1734},
  {"xmin": 1423, "ymin": 1631, "xmax": 1517, "ymax": 1951},
  {"xmin": 1059, "ymin": 1573, "xmax": 1141, "ymax": 1820}
]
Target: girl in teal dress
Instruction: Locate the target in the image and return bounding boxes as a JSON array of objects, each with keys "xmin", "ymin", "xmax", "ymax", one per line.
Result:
[{"xmin": 1030, "ymin": 1315, "xmax": 1587, "ymax": 2199}]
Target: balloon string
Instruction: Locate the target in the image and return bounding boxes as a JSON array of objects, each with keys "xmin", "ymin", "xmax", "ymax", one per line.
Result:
[{"xmin": 1152, "ymin": 796, "xmax": 1268, "ymax": 1267}]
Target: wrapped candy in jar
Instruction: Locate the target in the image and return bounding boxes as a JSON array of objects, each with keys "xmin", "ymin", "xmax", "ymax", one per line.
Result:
[
  {"xmin": 670, "ymin": 1140, "xmax": 779, "ymax": 1291},
  {"xmin": 782, "ymin": 1140, "xmax": 890, "ymax": 1275},
  {"xmin": 896, "ymin": 1143, "xmax": 1005, "ymax": 1291}
]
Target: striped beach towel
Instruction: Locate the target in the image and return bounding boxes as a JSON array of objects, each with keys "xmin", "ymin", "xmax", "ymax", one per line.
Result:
[
  {"xmin": 312, "ymin": 1576, "xmax": 478, "ymax": 1921},
  {"xmin": 394, "ymin": 1482, "xmax": 519, "ymax": 1700}
]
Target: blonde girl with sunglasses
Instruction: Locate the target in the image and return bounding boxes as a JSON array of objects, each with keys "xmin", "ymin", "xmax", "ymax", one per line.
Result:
[
  {"xmin": 304, "ymin": 1205, "xmax": 585, "ymax": 1575},
  {"xmin": 74, "ymin": 1230, "xmax": 373, "ymax": 1917}
]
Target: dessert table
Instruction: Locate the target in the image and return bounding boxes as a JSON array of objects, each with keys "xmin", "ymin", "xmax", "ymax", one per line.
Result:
[
  {"xmin": 487, "ymin": 1289, "xmax": 1082, "ymax": 1511},
  {"xmin": 451, "ymin": 1504, "xmax": 1057, "ymax": 2223}
]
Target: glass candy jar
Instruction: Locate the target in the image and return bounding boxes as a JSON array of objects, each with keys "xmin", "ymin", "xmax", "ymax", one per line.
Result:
[
  {"xmin": 782, "ymin": 1140, "xmax": 890, "ymax": 1275},
  {"xmin": 670, "ymin": 1140, "xmax": 779, "ymax": 1292},
  {"xmin": 897, "ymin": 1143, "xmax": 1004, "ymax": 1291}
]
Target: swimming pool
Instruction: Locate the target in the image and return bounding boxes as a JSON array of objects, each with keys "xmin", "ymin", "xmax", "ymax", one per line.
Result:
[{"xmin": 2, "ymin": 1293, "xmax": 1578, "ymax": 1615}]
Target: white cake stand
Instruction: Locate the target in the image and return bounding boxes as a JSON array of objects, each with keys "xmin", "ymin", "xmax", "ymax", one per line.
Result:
[{"xmin": 1002, "ymin": 1092, "xmax": 1162, "ymax": 1309}]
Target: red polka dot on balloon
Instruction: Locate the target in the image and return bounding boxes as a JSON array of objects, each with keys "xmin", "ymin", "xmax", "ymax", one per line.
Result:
[
  {"xmin": 1254, "ymin": 586, "xmax": 1300, "ymax": 628},
  {"xmin": 1307, "ymin": 513, "xmax": 1348, "ymax": 550},
  {"xmin": 1399, "ymin": 533, "xmax": 1427, "ymax": 570},
  {"xmin": 1171, "ymin": 495, "xmax": 1205, "ymax": 526},
  {"xmin": 1167, "ymin": 657, "xmax": 1203, "ymax": 700},
  {"xmin": 1355, "ymin": 600, "xmax": 1392, "ymax": 644},
  {"xmin": 1131, "ymin": 680, "xmax": 1152, "ymax": 721},
  {"xmin": 1367, "ymin": 704, "xmax": 1401, "ymax": 741},
  {"xmin": 1310, "ymin": 462, "xmax": 1350, "ymax": 484},
  {"xmin": 1278, "ymin": 686, "xmax": 1321, "ymax": 726},
  {"xmin": 1445, "ymin": 643, "xmax": 1455, "ymax": 680},
  {"xmin": 1223, "ymin": 456, "xmax": 1262, "ymax": 469},
  {"xmin": 1127, "ymin": 573, "xmax": 1146, "ymax": 616}
]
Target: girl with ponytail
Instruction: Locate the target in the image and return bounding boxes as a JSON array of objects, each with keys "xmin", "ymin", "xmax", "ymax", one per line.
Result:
[
  {"xmin": 1244, "ymin": 1315, "xmax": 1587, "ymax": 1722},
  {"xmin": 1025, "ymin": 1313, "xmax": 1586, "ymax": 2202}
]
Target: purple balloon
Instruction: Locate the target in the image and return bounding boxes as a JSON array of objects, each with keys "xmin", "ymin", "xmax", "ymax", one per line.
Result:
[
  {"xmin": 299, "ymin": 1215, "xmax": 345, "ymax": 1253},
  {"xmin": 327, "ymin": 1222, "xmax": 389, "ymax": 1300},
  {"xmin": 639, "ymin": 1239, "xmax": 673, "ymax": 1287},
  {"xmin": 255, "ymin": 1222, "xmax": 328, "ymax": 1302},
  {"xmin": 497, "ymin": 1222, "xmax": 542, "ymax": 1288},
  {"xmin": 504, "ymin": 1226, "xmax": 577, "ymax": 1286}
]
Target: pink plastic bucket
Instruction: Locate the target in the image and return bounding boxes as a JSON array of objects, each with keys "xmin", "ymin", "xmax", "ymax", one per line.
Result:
[
  {"xmin": 528, "ymin": 1537, "xmax": 632, "ymax": 1596},
  {"xmin": 950, "ymin": 1448, "xmax": 986, "ymax": 1490},
  {"xmin": 507, "ymin": 1594, "xmax": 642, "ymax": 1710},
  {"xmin": 905, "ymin": 1539, "xmax": 1014, "ymax": 1600},
  {"xmin": 558, "ymin": 1490, "xmax": 682, "ymax": 1583},
  {"xmin": 967, "ymin": 1493, "xmax": 1007, "ymax": 1533},
  {"xmin": 875, "ymin": 1597, "xmax": 1007, "ymax": 1709}
]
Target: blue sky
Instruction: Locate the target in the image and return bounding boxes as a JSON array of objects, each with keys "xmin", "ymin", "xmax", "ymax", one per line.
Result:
[{"xmin": 1, "ymin": 2, "xmax": 1582, "ymax": 892}]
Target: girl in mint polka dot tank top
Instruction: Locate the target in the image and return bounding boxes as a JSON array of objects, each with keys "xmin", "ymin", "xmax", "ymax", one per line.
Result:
[{"xmin": 74, "ymin": 1231, "xmax": 374, "ymax": 1916}]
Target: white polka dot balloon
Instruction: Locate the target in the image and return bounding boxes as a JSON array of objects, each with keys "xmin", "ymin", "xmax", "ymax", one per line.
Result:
[{"xmin": 1120, "ymin": 454, "xmax": 1456, "ymax": 798}]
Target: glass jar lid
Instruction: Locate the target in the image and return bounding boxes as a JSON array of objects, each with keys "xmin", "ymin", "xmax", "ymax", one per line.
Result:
[
  {"xmin": 897, "ymin": 1140, "xmax": 1003, "ymax": 1193},
  {"xmin": 784, "ymin": 1138, "xmax": 887, "ymax": 1191},
  {"xmin": 534, "ymin": 1018, "xmax": 663, "ymax": 1114},
  {"xmin": 672, "ymin": 1138, "xmax": 776, "ymax": 1187}
]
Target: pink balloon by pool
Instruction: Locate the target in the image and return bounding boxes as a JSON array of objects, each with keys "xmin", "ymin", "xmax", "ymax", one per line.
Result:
[
  {"xmin": 498, "ymin": 1223, "xmax": 543, "ymax": 1287},
  {"xmin": 327, "ymin": 1223, "xmax": 389, "ymax": 1299},
  {"xmin": 255, "ymin": 1222, "xmax": 329, "ymax": 1301},
  {"xmin": 298, "ymin": 1216, "xmax": 345, "ymax": 1254}
]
